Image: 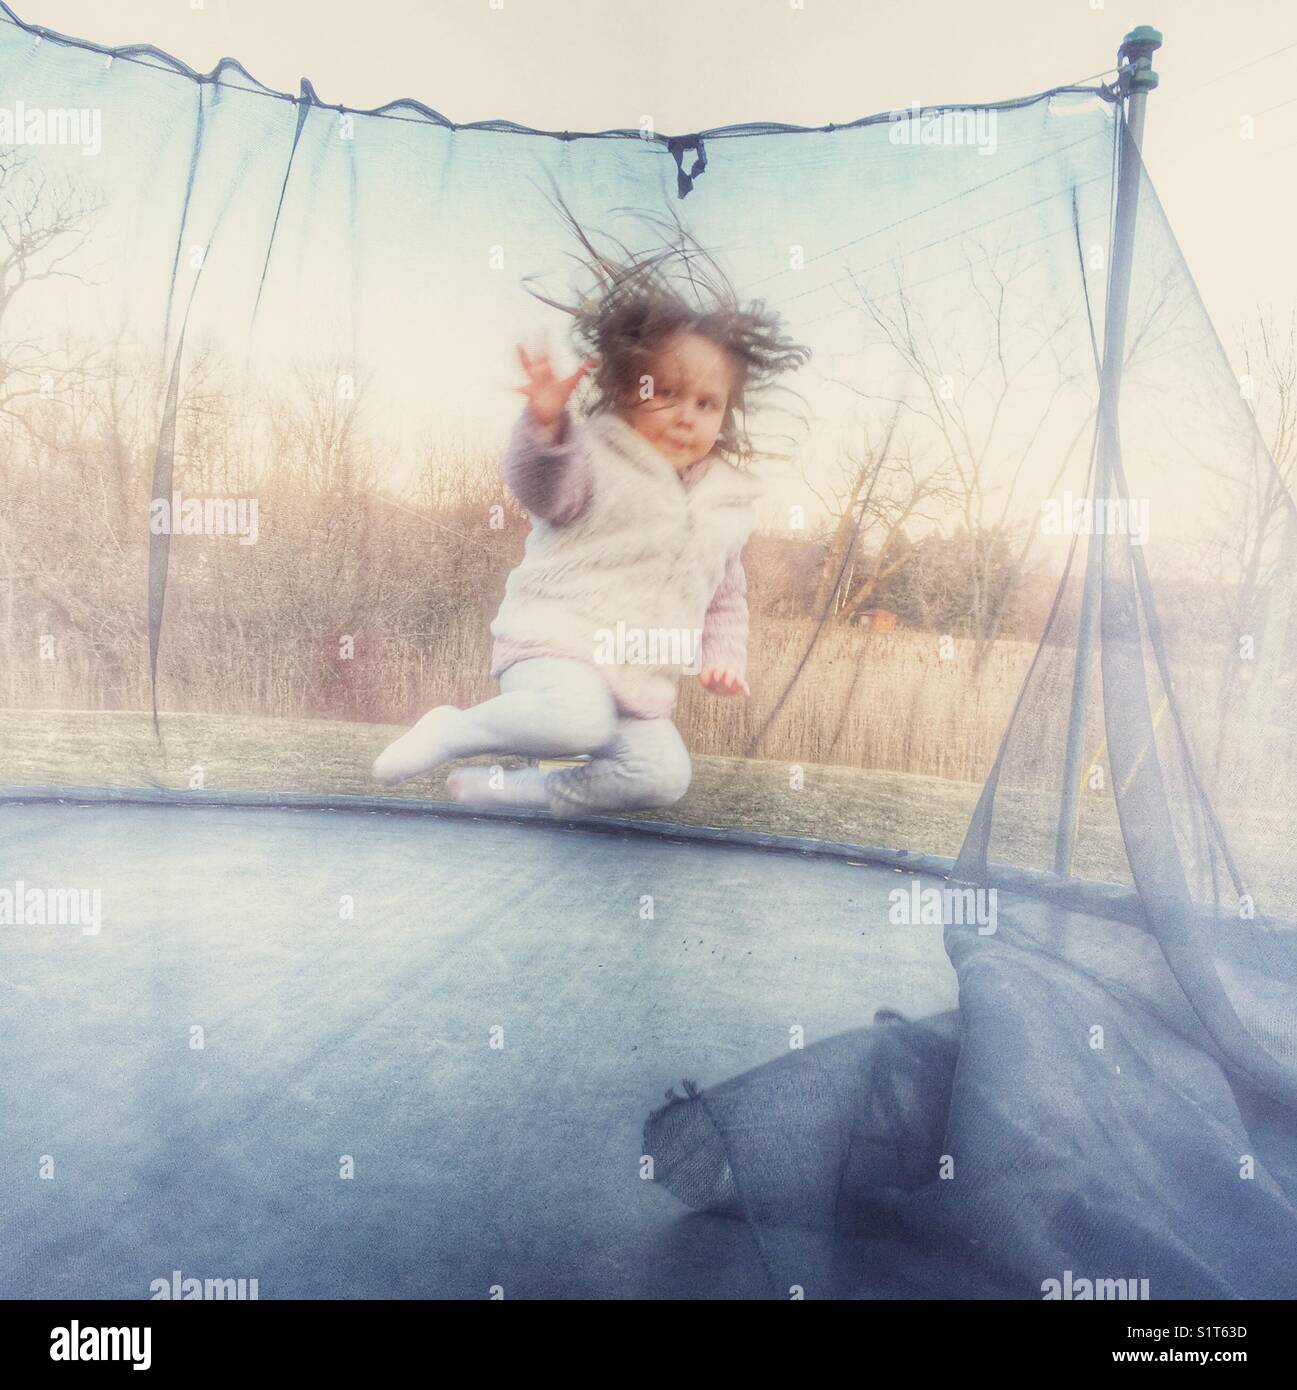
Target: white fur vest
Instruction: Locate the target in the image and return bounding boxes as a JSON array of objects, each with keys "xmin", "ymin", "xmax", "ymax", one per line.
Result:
[{"xmin": 489, "ymin": 410, "xmax": 763, "ymax": 715}]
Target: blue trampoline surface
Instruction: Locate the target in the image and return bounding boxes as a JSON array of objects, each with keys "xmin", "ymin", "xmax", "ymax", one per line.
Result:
[{"xmin": 2, "ymin": 800, "xmax": 960, "ymax": 1299}]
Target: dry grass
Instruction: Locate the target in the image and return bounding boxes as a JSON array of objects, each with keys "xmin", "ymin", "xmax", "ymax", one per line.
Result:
[{"xmin": 12, "ymin": 612, "xmax": 1032, "ymax": 784}]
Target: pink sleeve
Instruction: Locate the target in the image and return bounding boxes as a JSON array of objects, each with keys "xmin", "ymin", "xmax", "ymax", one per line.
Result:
[
  {"xmin": 700, "ymin": 550, "xmax": 750, "ymax": 678},
  {"xmin": 500, "ymin": 408, "xmax": 593, "ymax": 525}
]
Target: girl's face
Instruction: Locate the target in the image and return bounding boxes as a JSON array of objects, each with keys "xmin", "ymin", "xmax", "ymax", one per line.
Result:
[{"xmin": 617, "ymin": 331, "xmax": 735, "ymax": 472}]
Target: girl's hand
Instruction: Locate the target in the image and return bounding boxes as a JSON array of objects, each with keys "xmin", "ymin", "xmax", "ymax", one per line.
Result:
[
  {"xmin": 700, "ymin": 666, "xmax": 750, "ymax": 697},
  {"xmin": 516, "ymin": 343, "xmax": 596, "ymax": 428}
]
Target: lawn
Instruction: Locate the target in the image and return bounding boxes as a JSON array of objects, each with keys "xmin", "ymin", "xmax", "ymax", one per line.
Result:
[{"xmin": 1, "ymin": 707, "xmax": 1120, "ymax": 875}]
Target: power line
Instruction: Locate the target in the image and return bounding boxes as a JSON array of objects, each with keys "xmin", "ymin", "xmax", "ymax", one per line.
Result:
[
  {"xmin": 771, "ymin": 169, "xmax": 1114, "ymax": 325},
  {"xmin": 791, "ymin": 205, "xmax": 1113, "ymax": 335},
  {"xmin": 1068, "ymin": 65, "xmax": 1121, "ymax": 88},
  {"xmin": 1257, "ymin": 92, "xmax": 1297, "ymax": 117},
  {"xmin": 747, "ymin": 126, "xmax": 1112, "ymax": 295},
  {"xmin": 1159, "ymin": 35, "xmax": 1297, "ymax": 108},
  {"xmin": 1200, "ymin": 36, "xmax": 1297, "ymax": 87}
]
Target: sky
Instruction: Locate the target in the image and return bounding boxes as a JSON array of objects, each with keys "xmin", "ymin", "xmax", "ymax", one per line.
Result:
[{"xmin": 11, "ymin": 0, "xmax": 1296, "ymax": 343}]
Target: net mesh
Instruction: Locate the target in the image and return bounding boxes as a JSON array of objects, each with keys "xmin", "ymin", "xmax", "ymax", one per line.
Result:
[{"xmin": 2, "ymin": 3, "xmax": 1295, "ymax": 1298}]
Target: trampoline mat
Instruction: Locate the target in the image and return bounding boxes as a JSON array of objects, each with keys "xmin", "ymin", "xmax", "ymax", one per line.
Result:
[{"xmin": 2, "ymin": 800, "xmax": 961, "ymax": 1299}]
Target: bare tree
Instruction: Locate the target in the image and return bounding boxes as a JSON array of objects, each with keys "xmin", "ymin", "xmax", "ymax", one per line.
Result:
[
  {"xmin": 802, "ymin": 403, "xmax": 958, "ymax": 622},
  {"xmin": 1214, "ymin": 305, "xmax": 1297, "ymax": 786},
  {"xmin": 0, "ymin": 150, "xmax": 105, "ymax": 439},
  {"xmin": 832, "ymin": 235, "xmax": 1097, "ymax": 666}
]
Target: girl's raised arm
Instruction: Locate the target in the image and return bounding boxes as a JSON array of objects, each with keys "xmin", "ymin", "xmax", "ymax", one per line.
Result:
[
  {"xmin": 500, "ymin": 406, "xmax": 593, "ymax": 526},
  {"xmin": 501, "ymin": 345, "xmax": 596, "ymax": 524}
]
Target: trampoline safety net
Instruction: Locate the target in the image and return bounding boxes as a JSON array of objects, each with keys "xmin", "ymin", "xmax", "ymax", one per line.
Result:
[{"xmin": 1, "ymin": 3, "xmax": 1295, "ymax": 1300}]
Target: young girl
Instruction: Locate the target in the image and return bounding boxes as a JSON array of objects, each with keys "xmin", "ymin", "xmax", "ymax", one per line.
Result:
[{"xmin": 371, "ymin": 219, "xmax": 809, "ymax": 815}]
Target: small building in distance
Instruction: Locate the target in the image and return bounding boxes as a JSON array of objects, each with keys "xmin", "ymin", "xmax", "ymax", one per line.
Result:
[{"xmin": 853, "ymin": 608, "xmax": 899, "ymax": 632}]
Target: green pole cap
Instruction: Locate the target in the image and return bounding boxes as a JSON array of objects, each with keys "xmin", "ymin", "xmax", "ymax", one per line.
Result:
[
  {"xmin": 1119, "ymin": 25, "xmax": 1163, "ymax": 94},
  {"xmin": 1121, "ymin": 25, "xmax": 1164, "ymax": 55}
]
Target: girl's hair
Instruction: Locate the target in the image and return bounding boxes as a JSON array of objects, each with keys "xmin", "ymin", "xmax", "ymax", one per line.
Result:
[{"xmin": 522, "ymin": 186, "xmax": 812, "ymax": 467}]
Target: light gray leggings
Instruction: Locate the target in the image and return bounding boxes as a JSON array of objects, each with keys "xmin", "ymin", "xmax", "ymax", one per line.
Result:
[{"xmin": 454, "ymin": 657, "xmax": 692, "ymax": 814}]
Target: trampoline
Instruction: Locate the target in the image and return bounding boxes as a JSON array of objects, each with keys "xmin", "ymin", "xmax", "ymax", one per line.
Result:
[
  {"xmin": 3, "ymin": 794, "xmax": 966, "ymax": 1299},
  {"xmin": 3, "ymin": 7, "xmax": 1297, "ymax": 1301}
]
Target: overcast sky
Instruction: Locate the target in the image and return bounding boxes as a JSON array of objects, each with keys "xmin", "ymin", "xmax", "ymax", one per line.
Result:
[{"xmin": 12, "ymin": 0, "xmax": 1296, "ymax": 349}]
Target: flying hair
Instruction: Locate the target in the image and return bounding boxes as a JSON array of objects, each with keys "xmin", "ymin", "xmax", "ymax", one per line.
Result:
[{"xmin": 520, "ymin": 180, "xmax": 812, "ymax": 467}]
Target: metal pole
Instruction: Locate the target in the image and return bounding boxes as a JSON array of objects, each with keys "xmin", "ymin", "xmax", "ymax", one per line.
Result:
[
  {"xmin": 1054, "ymin": 26, "xmax": 1162, "ymax": 876},
  {"xmin": 5, "ymin": 572, "xmax": 13, "ymax": 707}
]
